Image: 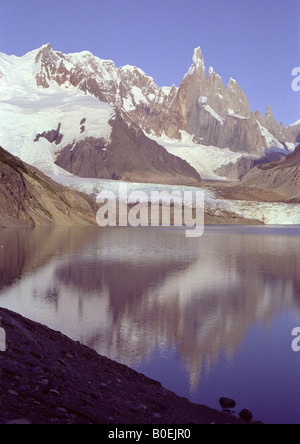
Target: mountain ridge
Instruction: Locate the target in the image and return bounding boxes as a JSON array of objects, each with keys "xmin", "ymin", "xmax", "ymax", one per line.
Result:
[
  {"xmin": 30, "ymin": 44, "xmax": 298, "ymax": 152},
  {"xmin": 0, "ymin": 43, "xmax": 299, "ymax": 186}
]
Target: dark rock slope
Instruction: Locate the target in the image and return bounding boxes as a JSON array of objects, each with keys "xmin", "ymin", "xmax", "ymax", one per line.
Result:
[
  {"xmin": 0, "ymin": 146, "xmax": 98, "ymax": 227},
  {"xmin": 0, "ymin": 307, "xmax": 249, "ymax": 424},
  {"xmin": 241, "ymin": 144, "xmax": 300, "ymax": 200}
]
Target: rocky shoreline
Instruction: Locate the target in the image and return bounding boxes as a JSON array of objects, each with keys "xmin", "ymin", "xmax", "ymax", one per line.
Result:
[{"xmin": 0, "ymin": 307, "xmax": 258, "ymax": 425}]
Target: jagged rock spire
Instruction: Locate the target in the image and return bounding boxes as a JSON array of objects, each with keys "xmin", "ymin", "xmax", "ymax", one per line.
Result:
[
  {"xmin": 265, "ymin": 105, "xmax": 278, "ymax": 131},
  {"xmin": 265, "ymin": 105, "xmax": 274, "ymax": 120},
  {"xmin": 192, "ymin": 47, "xmax": 204, "ymax": 65},
  {"xmin": 186, "ymin": 46, "xmax": 207, "ymax": 92}
]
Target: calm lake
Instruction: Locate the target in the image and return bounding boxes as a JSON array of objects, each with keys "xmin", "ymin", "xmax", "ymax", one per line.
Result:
[{"xmin": 0, "ymin": 224, "xmax": 299, "ymax": 424}]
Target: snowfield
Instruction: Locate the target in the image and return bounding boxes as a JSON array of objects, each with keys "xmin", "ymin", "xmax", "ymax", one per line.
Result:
[
  {"xmin": 0, "ymin": 49, "xmax": 115, "ymax": 175},
  {"xmin": 147, "ymin": 131, "xmax": 243, "ymax": 180},
  {"xmin": 0, "ymin": 90, "xmax": 114, "ymax": 175}
]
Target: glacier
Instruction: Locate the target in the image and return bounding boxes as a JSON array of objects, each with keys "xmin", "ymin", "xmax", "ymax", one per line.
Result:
[{"xmin": 49, "ymin": 175, "xmax": 300, "ymax": 225}]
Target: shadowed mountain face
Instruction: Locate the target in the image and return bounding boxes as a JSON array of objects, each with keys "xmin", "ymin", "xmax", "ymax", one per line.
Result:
[
  {"xmin": 55, "ymin": 113, "xmax": 202, "ymax": 185},
  {"xmin": 241, "ymin": 145, "xmax": 300, "ymax": 200},
  {"xmin": 0, "ymin": 146, "xmax": 98, "ymax": 227}
]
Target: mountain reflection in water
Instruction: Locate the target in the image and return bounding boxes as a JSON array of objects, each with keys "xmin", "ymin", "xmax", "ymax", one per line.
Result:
[{"xmin": 0, "ymin": 225, "xmax": 300, "ymax": 423}]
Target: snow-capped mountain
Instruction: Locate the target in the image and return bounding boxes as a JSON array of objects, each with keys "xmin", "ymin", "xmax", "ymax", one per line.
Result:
[
  {"xmin": 0, "ymin": 43, "xmax": 299, "ymax": 184},
  {"xmin": 0, "ymin": 45, "xmax": 200, "ymax": 184}
]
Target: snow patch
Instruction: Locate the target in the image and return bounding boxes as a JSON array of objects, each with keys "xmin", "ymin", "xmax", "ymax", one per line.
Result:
[
  {"xmin": 257, "ymin": 120, "xmax": 285, "ymax": 150},
  {"xmin": 199, "ymin": 96, "xmax": 208, "ymax": 104},
  {"xmin": 289, "ymin": 119, "xmax": 300, "ymax": 127},
  {"xmin": 227, "ymin": 109, "xmax": 248, "ymax": 119},
  {"xmin": 285, "ymin": 142, "xmax": 297, "ymax": 152},
  {"xmin": 122, "ymin": 95, "xmax": 135, "ymax": 112},
  {"xmin": 131, "ymin": 86, "xmax": 147, "ymax": 105},
  {"xmin": 161, "ymin": 85, "xmax": 177, "ymax": 95},
  {"xmin": 204, "ymin": 105, "xmax": 225, "ymax": 125},
  {"xmin": 120, "ymin": 65, "xmax": 148, "ymax": 78}
]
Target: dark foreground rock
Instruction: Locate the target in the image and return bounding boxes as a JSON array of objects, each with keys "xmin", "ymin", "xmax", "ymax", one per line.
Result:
[
  {"xmin": 0, "ymin": 308, "xmax": 254, "ymax": 424},
  {"xmin": 219, "ymin": 397, "xmax": 236, "ymax": 409}
]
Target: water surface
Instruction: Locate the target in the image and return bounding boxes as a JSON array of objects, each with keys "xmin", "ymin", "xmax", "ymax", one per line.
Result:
[{"xmin": 0, "ymin": 225, "xmax": 299, "ymax": 424}]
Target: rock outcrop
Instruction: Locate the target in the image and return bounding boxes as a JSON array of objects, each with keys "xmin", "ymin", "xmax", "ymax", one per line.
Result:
[
  {"xmin": 0, "ymin": 146, "xmax": 98, "ymax": 227},
  {"xmin": 241, "ymin": 144, "xmax": 300, "ymax": 200}
]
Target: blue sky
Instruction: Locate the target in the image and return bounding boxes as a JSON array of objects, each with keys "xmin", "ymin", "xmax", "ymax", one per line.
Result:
[{"xmin": 0, "ymin": 0, "xmax": 299, "ymax": 125}]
